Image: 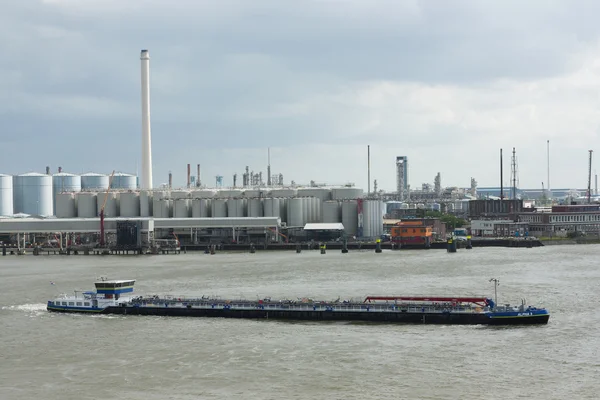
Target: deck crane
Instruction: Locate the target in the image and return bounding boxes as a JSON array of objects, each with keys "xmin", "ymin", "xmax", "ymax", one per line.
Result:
[{"xmin": 99, "ymin": 170, "xmax": 116, "ymax": 247}]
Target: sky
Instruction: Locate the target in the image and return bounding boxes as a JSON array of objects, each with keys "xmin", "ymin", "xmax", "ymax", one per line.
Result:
[{"xmin": 2, "ymin": 0, "xmax": 600, "ymax": 191}]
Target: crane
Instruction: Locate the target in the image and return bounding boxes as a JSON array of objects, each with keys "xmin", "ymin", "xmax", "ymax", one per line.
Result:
[{"xmin": 100, "ymin": 170, "xmax": 116, "ymax": 247}]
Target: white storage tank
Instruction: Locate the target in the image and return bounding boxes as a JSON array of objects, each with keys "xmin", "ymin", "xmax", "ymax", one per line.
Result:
[
  {"xmin": 248, "ymin": 198, "xmax": 263, "ymax": 217},
  {"xmin": 211, "ymin": 199, "xmax": 227, "ymax": 217},
  {"xmin": 0, "ymin": 174, "xmax": 13, "ymax": 216},
  {"xmin": 297, "ymin": 188, "xmax": 332, "ymax": 201},
  {"xmin": 270, "ymin": 188, "xmax": 297, "ymax": 198},
  {"xmin": 111, "ymin": 173, "xmax": 137, "ymax": 190},
  {"xmin": 81, "ymin": 173, "xmax": 109, "ymax": 191},
  {"xmin": 362, "ymin": 199, "xmax": 383, "ymax": 238},
  {"xmin": 279, "ymin": 198, "xmax": 288, "ymax": 223},
  {"xmin": 76, "ymin": 192, "xmax": 97, "ymax": 217},
  {"xmin": 174, "ymin": 198, "xmax": 191, "ymax": 218},
  {"xmin": 170, "ymin": 190, "xmax": 191, "ymax": 199},
  {"xmin": 55, "ymin": 193, "xmax": 76, "ymax": 218},
  {"xmin": 98, "ymin": 192, "xmax": 119, "ymax": 217},
  {"xmin": 140, "ymin": 190, "xmax": 152, "ymax": 217},
  {"xmin": 342, "ymin": 200, "xmax": 358, "ymax": 236},
  {"xmin": 243, "ymin": 189, "xmax": 268, "ymax": 198},
  {"xmin": 287, "ymin": 198, "xmax": 304, "ymax": 227},
  {"xmin": 13, "ymin": 172, "xmax": 53, "ymax": 216},
  {"xmin": 192, "ymin": 199, "xmax": 211, "ymax": 218},
  {"xmin": 191, "ymin": 190, "xmax": 216, "ymax": 198},
  {"xmin": 322, "ymin": 201, "xmax": 341, "ymax": 223},
  {"xmin": 52, "ymin": 173, "xmax": 81, "ymax": 215},
  {"xmin": 263, "ymin": 198, "xmax": 281, "ymax": 218},
  {"xmin": 332, "ymin": 187, "xmax": 364, "ymax": 200},
  {"xmin": 152, "ymin": 199, "xmax": 172, "ymax": 218},
  {"xmin": 216, "ymin": 189, "xmax": 243, "ymax": 198},
  {"xmin": 119, "ymin": 191, "xmax": 140, "ymax": 217},
  {"xmin": 227, "ymin": 198, "xmax": 246, "ymax": 217},
  {"xmin": 302, "ymin": 197, "xmax": 309, "ymax": 225}
]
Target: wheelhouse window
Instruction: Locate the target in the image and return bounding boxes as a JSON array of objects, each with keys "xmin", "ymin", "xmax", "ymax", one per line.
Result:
[
  {"xmin": 62, "ymin": 302, "xmax": 67, "ymax": 306},
  {"xmin": 68, "ymin": 302, "xmax": 74, "ymax": 306},
  {"xmin": 84, "ymin": 302, "xmax": 90, "ymax": 306},
  {"xmin": 76, "ymin": 302, "xmax": 82, "ymax": 306}
]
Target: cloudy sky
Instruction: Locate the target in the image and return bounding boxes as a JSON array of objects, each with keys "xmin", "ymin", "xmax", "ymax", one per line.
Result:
[{"xmin": 2, "ymin": 0, "xmax": 600, "ymax": 191}]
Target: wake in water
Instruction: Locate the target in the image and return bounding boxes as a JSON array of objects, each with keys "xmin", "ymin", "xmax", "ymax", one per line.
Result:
[{"xmin": 1, "ymin": 303, "xmax": 48, "ymax": 317}]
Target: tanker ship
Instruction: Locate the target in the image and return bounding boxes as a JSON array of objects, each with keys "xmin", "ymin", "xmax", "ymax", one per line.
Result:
[{"xmin": 46, "ymin": 279, "xmax": 550, "ymax": 325}]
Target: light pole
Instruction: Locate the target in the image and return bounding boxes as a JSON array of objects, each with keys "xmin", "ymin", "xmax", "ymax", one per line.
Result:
[{"xmin": 489, "ymin": 278, "xmax": 499, "ymax": 306}]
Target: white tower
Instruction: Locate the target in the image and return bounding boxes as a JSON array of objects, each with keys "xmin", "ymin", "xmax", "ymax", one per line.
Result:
[{"xmin": 140, "ymin": 49, "xmax": 153, "ymax": 190}]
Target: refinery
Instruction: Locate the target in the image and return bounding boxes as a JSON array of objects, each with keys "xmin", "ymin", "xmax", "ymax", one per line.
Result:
[{"xmin": 1, "ymin": 49, "xmax": 599, "ymax": 253}]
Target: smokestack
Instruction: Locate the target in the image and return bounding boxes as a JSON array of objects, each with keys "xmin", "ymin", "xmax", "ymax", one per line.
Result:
[
  {"xmin": 140, "ymin": 49, "xmax": 153, "ymax": 190},
  {"xmin": 46, "ymin": 166, "xmax": 50, "ymax": 175},
  {"xmin": 187, "ymin": 163, "xmax": 191, "ymax": 188},
  {"xmin": 267, "ymin": 148, "xmax": 271, "ymax": 187},
  {"xmin": 547, "ymin": 140, "xmax": 550, "ymax": 194},
  {"xmin": 367, "ymin": 145, "xmax": 371, "ymax": 195},
  {"xmin": 197, "ymin": 164, "xmax": 200, "ymax": 187},
  {"xmin": 168, "ymin": 171, "xmax": 172, "ymax": 189},
  {"xmin": 500, "ymin": 149, "xmax": 503, "ymax": 200},
  {"xmin": 58, "ymin": 166, "xmax": 62, "ymax": 173}
]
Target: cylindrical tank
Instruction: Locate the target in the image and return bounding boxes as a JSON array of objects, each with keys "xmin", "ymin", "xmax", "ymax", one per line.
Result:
[
  {"xmin": 13, "ymin": 172, "xmax": 53, "ymax": 216},
  {"xmin": 192, "ymin": 199, "xmax": 211, "ymax": 218},
  {"xmin": 243, "ymin": 189, "xmax": 268, "ymax": 198},
  {"xmin": 322, "ymin": 201, "xmax": 341, "ymax": 223},
  {"xmin": 152, "ymin": 199, "xmax": 172, "ymax": 218},
  {"xmin": 119, "ymin": 191, "xmax": 140, "ymax": 217},
  {"xmin": 313, "ymin": 197, "xmax": 322, "ymax": 222},
  {"xmin": 191, "ymin": 190, "xmax": 216, "ymax": 198},
  {"xmin": 52, "ymin": 172, "xmax": 81, "ymax": 215},
  {"xmin": 140, "ymin": 190, "xmax": 152, "ymax": 217},
  {"xmin": 279, "ymin": 198, "xmax": 288, "ymax": 223},
  {"xmin": 76, "ymin": 192, "xmax": 97, "ymax": 217},
  {"xmin": 111, "ymin": 173, "xmax": 137, "ymax": 190},
  {"xmin": 0, "ymin": 174, "xmax": 13, "ymax": 216},
  {"xmin": 297, "ymin": 188, "xmax": 332, "ymax": 201},
  {"xmin": 342, "ymin": 200, "xmax": 358, "ymax": 236},
  {"xmin": 263, "ymin": 198, "xmax": 281, "ymax": 218},
  {"xmin": 269, "ymin": 189, "xmax": 297, "ymax": 198},
  {"xmin": 301, "ymin": 197, "xmax": 309, "ymax": 225},
  {"xmin": 248, "ymin": 198, "xmax": 263, "ymax": 217},
  {"xmin": 287, "ymin": 198, "xmax": 304, "ymax": 227},
  {"xmin": 98, "ymin": 192, "xmax": 119, "ymax": 217},
  {"xmin": 386, "ymin": 201, "xmax": 403, "ymax": 214},
  {"xmin": 227, "ymin": 198, "xmax": 246, "ymax": 217},
  {"xmin": 216, "ymin": 189, "xmax": 243, "ymax": 198},
  {"xmin": 362, "ymin": 200, "xmax": 383, "ymax": 238},
  {"xmin": 211, "ymin": 199, "xmax": 227, "ymax": 218},
  {"xmin": 174, "ymin": 198, "xmax": 191, "ymax": 218},
  {"xmin": 332, "ymin": 187, "xmax": 364, "ymax": 200},
  {"xmin": 55, "ymin": 193, "xmax": 76, "ymax": 218},
  {"xmin": 81, "ymin": 173, "xmax": 109, "ymax": 191}
]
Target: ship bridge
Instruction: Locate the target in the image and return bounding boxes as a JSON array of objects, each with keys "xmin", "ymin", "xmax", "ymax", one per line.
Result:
[{"xmin": 94, "ymin": 279, "xmax": 135, "ymax": 300}]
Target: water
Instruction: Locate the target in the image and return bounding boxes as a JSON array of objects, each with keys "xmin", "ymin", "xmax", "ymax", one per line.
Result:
[{"xmin": 1, "ymin": 246, "xmax": 598, "ymax": 399}]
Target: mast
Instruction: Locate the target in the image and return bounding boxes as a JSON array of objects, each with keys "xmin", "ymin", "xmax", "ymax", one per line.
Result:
[{"xmin": 489, "ymin": 278, "xmax": 499, "ymax": 307}]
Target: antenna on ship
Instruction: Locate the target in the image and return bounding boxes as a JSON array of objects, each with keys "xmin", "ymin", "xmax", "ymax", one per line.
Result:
[{"xmin": 489, "ymin": 278, "xmax": 500, "ymax": 306}]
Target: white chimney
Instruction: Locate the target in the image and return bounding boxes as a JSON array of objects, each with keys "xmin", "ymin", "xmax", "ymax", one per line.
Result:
[{"xmin": 140, "ymin": 49, "xmax": 153, "ymax": 190}]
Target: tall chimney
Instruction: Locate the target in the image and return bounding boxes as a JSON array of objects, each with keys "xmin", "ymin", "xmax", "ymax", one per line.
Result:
[
  {"xmin": 58, "ymin": 166, "xmax": 62, "ymax": 173},
  {"xmin": 46, "ymin": 166, "xmax": 50, "ymax": 175},
  {"xmin": 140, "ymin": 49, "xmax": 153, "ymax": 190},
  {"xmin": 367, "ymin": 145, "xmax": 371, "ymax": 195},
  {"xmin": 500, "ymin": 149, "xmax": 503, "ymax": 200},
  {"xmin": 168, "ymin": 171, "xmax": 172, "ymax": 189},
  {"xmin": 187, "ymin": 163, "xmax": 191, "ymax": 188},
  {"xmin": 197, "ymin": 164, "xmax": 201, "ymax": 187}
]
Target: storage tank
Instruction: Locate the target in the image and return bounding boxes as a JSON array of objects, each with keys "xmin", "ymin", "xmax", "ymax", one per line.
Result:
[
  {"xmin": 287, "ymin": 198, "xmax": 304, "ymax": 227},
  {"xmin": 312, "ymin": 197, "xmax": 322, "ymax": 222},
  {"xmin": 216, "ymin": 189, "xmax": 243, "ymax": 198},
  {"xmin": 0, "ymin": 174, "xmax": 13, "ymax": 216},
  {"xmin": 297, "ymin": 188, "xmax": 332, "ymax": 201},
  {"xmin": 263, "ymin": 198, "xmax": 281, "ymax": 218},
  {"xmin": 243, "ymin": 189, "xmax": 268, "ymax": 198},
  {"xmin": 192, "ymin": 199, "xmax": 211, "ymax": 217},
  {"xmin": 227, "ymin": 198, "xmax": 246, "ymax": 217},
  {"xmin": 152, "ymin": 199, "xmax": 172, "ymax": 218},
  {"xmin": 98, "ymin": 192, "xmax": 119, "ymax": 217},
  {"xmin": 211, "ymin": 199, "xmax": 227, "ymax": 217},
  {"xmin": 341, "ymin": 200, "xmax": 358, "ymax": 236},
  {"xmin": 279, "ymin": 198, "xmax": 288, "ymax": 223},
  {"xmin": 386, "ymin": 201, "xmax": 403, "ymax": 214},
  {"xmin": 55, "ymin": 193, "xmax": 76, "ymax": 218},
  {"xmin": 322, "ymin": 201, "xmax": 341, "ymax": 223},
  {"xmin": 332, "ymin": 187, "xmax": 364, "ymax": 200},
  {"xmin": 13, "ymin": 172, "xmax": 53, "ymax": 216},
  {"xmin": 270, "ymin": 188, "xmax": 297, "ymax": 198},
  {"xmin": 76, "ymin": 192, "xmax": 97, "ymax": 217},
  {"xmin": 248, "ymin": 198, "xmax": 263, "ymax": 217},
  {"xmin": 302, "ymin": 197, "xmax": 309, "ymax": 225},
  {"xmin": 140, "ymin": 190, "xmax": 152, "ymax": 217},
  {"xmin": 119, "ymin": 191, "xmax": 140, "ymax": 217},
  {"xmin": 174, "ymin": 198, "xmax": 191, "ymax": 218},
  {"xmin": 362, "ymin": 199, "xmax": 383, "ymax": 238},
  {"xmin": 110, "ymin": 173, "xmax": 137, "ymax": 190},
  {"xmin": 81, "ymin": 173, "xmax": 109, "ymax": 191},
  {"xmin": 191, "ymin": 190, "xmax": 216, "ymax": 198},
  {"xmin": 52, "ymin": 173, "xmax": 81, "ymax": 215}
]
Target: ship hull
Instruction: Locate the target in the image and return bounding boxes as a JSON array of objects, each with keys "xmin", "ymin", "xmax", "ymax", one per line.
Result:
[{"xmin": 47, "ymin": 306, "xmax": 549, "ymax": 325}]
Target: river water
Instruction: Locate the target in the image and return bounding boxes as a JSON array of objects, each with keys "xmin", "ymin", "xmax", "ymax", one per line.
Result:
[{"xmin": 1, "ymin": 246, "xmax": 598, "ymax": 399}]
